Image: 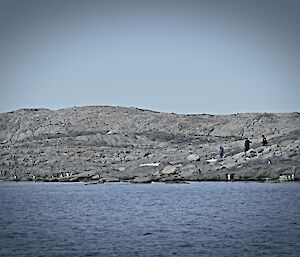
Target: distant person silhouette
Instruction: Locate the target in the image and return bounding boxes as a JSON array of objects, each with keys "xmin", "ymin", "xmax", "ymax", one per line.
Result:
[
  {"xmin": 219, "ymin": 146, "xmax": 224, "ymax": 158},
  {"xmin": 244, "ymin": 138, "xmax": 252, "ymax": 152},
  {"xmin": 262, "ymin": 135, "xmax": 268, "ymax": 146}
]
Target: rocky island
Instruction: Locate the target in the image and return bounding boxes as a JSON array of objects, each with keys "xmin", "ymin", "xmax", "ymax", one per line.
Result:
[{"xmin": 0, "ymin": 106, "xmax": 299, "ymax": 183}]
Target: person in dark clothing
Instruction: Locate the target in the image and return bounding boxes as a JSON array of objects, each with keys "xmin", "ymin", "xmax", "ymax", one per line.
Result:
[
  {"xmin": 219, "ymin": 146, "xmax": 224, "ymax": 158},
  {"xmin": 244, "ymin": 138, "xmax": 252, "ymax": 152},
  {"xmin": 262, "ymin": 135, "xmax": 268, "ymax": 146}
]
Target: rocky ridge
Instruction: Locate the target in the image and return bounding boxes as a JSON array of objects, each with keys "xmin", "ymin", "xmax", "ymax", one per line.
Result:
[{"xmin": 0, "ymin": 106, "xmax": 299, "ymax": 183}]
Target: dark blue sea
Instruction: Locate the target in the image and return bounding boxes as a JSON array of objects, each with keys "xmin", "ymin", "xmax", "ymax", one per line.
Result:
[{"xmin": 0, "ymin": 181, "xmax": 299, "ymax": 257}]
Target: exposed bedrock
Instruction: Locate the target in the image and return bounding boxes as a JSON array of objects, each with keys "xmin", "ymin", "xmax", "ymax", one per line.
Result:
[{"xmin": 0, "ymin": 106, "xmax": 299, "ymax": 183}]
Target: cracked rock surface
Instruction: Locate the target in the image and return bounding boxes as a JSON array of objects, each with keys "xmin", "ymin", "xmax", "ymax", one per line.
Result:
[{"xmin": 0, "ymin": 106, "xmax": 299, "ymax": 183}]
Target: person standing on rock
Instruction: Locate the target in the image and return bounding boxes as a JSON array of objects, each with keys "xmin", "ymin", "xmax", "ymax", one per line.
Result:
[
  {"xmin": 244, "ymin": 138, "xmax": 252, "ymax": 152},
  {"xmin": 219, "ymin": 146, "xmax": 224, "ymax": 158},
  {"xmin": 262, "ymin": 135, "xmax": 268, "ymax": 146}
]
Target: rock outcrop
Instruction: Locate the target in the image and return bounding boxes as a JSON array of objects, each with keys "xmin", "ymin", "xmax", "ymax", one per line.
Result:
[{"xmin": 0, "ymin": 106, "xmax": 299, "ymax": 183}]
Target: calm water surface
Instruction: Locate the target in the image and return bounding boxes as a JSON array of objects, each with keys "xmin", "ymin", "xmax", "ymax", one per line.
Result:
[{"xmin": 0, "ymin": 181, "xmax": 299, "ymax": 257}]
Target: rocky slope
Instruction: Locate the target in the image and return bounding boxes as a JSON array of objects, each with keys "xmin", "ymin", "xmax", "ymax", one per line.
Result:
[{"xmin": 0, "ymin": 106, "xmax": 299, "ymax": 183}]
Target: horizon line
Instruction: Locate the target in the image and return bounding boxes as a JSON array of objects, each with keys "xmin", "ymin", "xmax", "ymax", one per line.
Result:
[{"xmin": 1, "ymin": 104, "xmax": 299, "ymax": 116}]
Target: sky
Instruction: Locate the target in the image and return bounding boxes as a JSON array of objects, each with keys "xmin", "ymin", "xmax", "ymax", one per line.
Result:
[{"xmin": 0, "ymin": 0, "xmax": 299, "ymax": 114}]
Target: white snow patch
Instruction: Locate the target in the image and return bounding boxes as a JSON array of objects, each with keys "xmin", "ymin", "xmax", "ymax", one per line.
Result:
[
  {"xmin": 206, "ymin": 158, "xmax": 218, "ymax": 164},
  {"xmin": 139, "ymin": 163, "xmax": 160, "ymax": 167}
]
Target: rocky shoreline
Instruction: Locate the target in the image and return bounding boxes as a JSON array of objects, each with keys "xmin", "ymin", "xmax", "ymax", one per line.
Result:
[{"xmin": 0, "ymin": 106, "xmax": 299, "ymax": 183}]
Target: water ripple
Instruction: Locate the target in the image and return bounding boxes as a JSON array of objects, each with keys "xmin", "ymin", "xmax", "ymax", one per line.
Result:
[{"xmin": 0, "ymin": 182, "xmax": 299, "ymax": 257}]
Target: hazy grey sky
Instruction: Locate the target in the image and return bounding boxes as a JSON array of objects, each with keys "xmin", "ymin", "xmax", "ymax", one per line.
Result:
[{"xmin": 0, "ymin": 0, "xmax": 299, "ymax": 114}]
